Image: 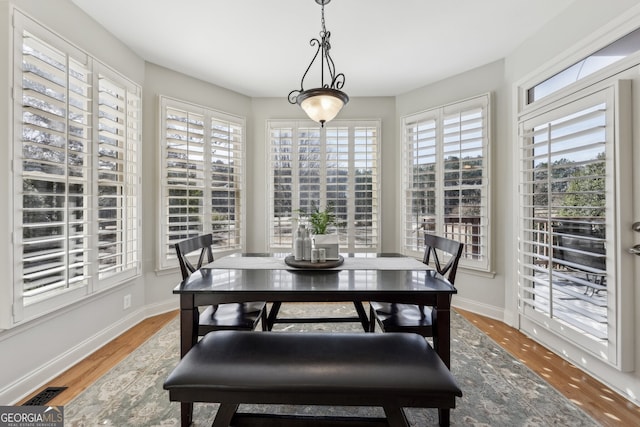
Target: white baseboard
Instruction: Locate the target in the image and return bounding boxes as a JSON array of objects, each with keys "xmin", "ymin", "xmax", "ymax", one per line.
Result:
[
  {"xmin": 452, "ymin": 297, "xmax": 504, "ymax": 322},
  {"xmin": 144, "ymin": 299, "xmax": 179, "ymax": 318},
  {"xmin": 3, "ymin": 301, "xmax": 178, "ymax": 405}
]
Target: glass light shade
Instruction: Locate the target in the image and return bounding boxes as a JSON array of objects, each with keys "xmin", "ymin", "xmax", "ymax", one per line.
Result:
[{"xmin": 297, "ymin": 88, "xmax": 349, "ymax": 125}]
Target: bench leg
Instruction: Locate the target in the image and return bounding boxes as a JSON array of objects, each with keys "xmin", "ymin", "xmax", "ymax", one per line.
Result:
[
  {"xmin": 212, "ymin": 403, "xmax": 239, "ymax": 427},
  {"xmin": 383, "ymin": 406, "xmax": 409, "ymax": 427},
  {"xmin": 438, "ymin": 408, "xmax": 450, "ymax": 427},
  {"xmin": 181, "ymin": 402, "xmax": 192, "ymax": 427}
]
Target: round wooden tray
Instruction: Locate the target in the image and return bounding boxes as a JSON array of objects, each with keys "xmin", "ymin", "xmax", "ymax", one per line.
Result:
[{"xmin": 284, "ymin": 255, "xmax": 344, "ymax": 269}]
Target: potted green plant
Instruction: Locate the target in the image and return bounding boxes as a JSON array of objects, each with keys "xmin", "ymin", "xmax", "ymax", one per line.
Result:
[
  {"xmin": 307, "ymin": 202, "xmax": 337, "ymax": 235},
  {"xmin": 297, "ymin": 202, "xmax": 340, "ymax": 259}
]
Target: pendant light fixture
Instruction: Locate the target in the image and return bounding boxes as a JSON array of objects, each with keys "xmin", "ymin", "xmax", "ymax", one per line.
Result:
[{"xmin": 288, "ymin": 0, "xmax": 348, "ymax": 127}]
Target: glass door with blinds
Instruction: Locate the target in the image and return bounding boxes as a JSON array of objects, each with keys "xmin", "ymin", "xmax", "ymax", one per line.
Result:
[{"xmin": 518, "ymin": 82, "xmax": 634, "ymax": 368}]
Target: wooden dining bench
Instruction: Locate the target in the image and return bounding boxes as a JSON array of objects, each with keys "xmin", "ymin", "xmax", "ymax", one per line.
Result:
[{"xmin": 163, "ymin": 330, "xmax": 462, "ymax": 427}]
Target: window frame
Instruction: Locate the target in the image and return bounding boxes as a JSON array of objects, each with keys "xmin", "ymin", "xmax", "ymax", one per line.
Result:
[
  {"xmin": 157, "ymin": 96, "xmax": 246, "ymax": 271},
  {"xmin": 9, "ymin": 11, "xmax": 142, "ymax": 327},
  {"xmin": 401, "ymin": 94, "xmax": 492, "ymax": 272},
  {"xmin": 267, "ymin": 119, "xmax": 381, "ymax": 253}
]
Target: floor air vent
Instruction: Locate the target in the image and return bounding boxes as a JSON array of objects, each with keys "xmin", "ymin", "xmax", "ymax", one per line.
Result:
[{"xmin": 22, "ymin": 387, "xmax": 67, "ymax": 406}]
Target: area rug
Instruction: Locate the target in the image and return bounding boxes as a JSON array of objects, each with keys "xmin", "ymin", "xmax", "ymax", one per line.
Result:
[{"xmin": 64, "ymin": 303, "xmax": 599, "ymax": 426}]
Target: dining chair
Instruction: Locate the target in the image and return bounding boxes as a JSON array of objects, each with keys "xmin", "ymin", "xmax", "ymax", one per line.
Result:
[
  {"xmin": 175, "ymin": 234, "xmax": 268, "ymax": 333},
  {"xmin": 368, "ymin": 234, "xmax": 463, "ymax": 349}
]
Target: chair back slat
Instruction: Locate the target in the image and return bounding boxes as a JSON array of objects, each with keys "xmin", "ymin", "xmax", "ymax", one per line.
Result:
[
  {"xmin": 175, "ymin": 234, "xmax": 214, "ymax": 280},
  {"xmin": 422, "ymin": 234, "xmax": 464, "ymax": 284}
]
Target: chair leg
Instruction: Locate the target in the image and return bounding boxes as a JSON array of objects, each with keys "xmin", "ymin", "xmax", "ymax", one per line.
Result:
[
  {"xmin": 353, "ymin": 301, "xmax": 369, "ymax": 331},
  {"xmin": 368, "ymin": 305, "xmax": 376, "ymax": 332},
  {"xmin": 260, "ymin": 307, "xmax": 268, "ymax": 331},
  {"xmin": 266, "ymin": 302, "xmax": 282, "ymax": 331}
]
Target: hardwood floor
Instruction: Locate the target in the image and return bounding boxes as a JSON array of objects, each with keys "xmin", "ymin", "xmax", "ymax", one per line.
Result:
[
  {"xmin": 19, "ymin": 307, "xmax": 640, "ymax": 426},
  {"xmin": 18, "ymin": 310, "xmax": 177, "ymax": 408},
  {"xmin": 455, "ymin": 308, "xmax": 640, "ymax": 427}
]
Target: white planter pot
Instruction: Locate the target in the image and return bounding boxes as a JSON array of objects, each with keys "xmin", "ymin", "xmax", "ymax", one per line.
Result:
[{"xmin": 313, "ymin": 234, "xmax": 339, "ymax": 260}]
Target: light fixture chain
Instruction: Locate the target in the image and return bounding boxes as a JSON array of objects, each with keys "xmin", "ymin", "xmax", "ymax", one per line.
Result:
[{"xmin": 288, "ymin": 0, "xmax": 349, "ymax": 126}]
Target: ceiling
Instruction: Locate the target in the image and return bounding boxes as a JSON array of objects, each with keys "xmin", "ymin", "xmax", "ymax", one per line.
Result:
[{"xmin": 71, "ymin": 0, "xmax": 576, "ymax": 98}]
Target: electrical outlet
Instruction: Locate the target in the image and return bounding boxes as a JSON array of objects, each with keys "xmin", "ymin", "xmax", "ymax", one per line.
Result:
[{"xmin": 123, "ymin": 294, "xmax": 131, "ymax": 310}]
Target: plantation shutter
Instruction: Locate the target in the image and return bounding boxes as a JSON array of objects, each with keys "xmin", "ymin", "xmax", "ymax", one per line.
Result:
[
  {"xmin": 164, "ymin": 105, "xmax": 206, "ymax": 259},
  {"xmin": 210, "ymin": 117, "xmax": 244, "ymax": 248},
  {"xmin": 442, "ymin": 103, "xmax": 487, "ymax": 262},
  {"xmin": 270, "ymin": 126, "xmax": 295, "ymax": 246},
  {"xmin": 519, "ymin": 92, "xmax": 609, "ymax": 341},
  {"xmin": 402, "ymin": 94, "xmax": 490, "ymax": 271},
  {"xmin": 160, "ymin": 97, "xmax": 245, "ymax": 269},
  {"xmin": 298, "ymin": 126, "xmax": 323, "ymax": 218},
  {"xmin": 268, "ymin": 120, "xmax": 380, "ymax": 252},
  {"xmin": 11, "ymin": 11, "xmax": 142, "ymax": 325},
  {"xmin": 19, "ymin": 29, "xmax": 92, "ymax": 300},
  {"xmin": 97, "ymin": 74, "xmax": 141, "ymax": 279},
  {"xmin": 403, "ymin": 113, "xmax": 437, "ymax": 252},
  {"xmin": 350, "ymin": 125, "xmax": 378, "ymax": 247}
]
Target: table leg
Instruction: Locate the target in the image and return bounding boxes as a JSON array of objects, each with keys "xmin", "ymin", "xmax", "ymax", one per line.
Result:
[
  {"xmin": 434, "ymin": 294, "xmax": 451, "ymax": 369},
  {"xmin": 179, "ymin": 297, "xmax": 197, "ymax": 425},
  {"xmin": 179, "ymin": 302, "xmax": 197, "ymax": 357}
]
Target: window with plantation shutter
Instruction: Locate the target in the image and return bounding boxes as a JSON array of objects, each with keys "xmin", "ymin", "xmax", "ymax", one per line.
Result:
[
  {"xmin": 268, "ymin": 120, "xmax": 379, "ymax": 252},
  {"xmin": 402, "ymin": 94, "xmax": 490, "ymax": 271},
  {"xmin": 19, "ymin": 30, "xmax": 92, "ymax": 301},
  {"xmin": 11, "ymin": 12, "xmax": 142, "ymax": 325},
  {"xmin": 159, "ymin": 96, "xmax": 245, "ymax": 270}
]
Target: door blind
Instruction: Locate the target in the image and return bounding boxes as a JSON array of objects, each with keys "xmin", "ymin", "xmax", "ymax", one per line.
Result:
[{"xmin": 520, "ymin": 98, "xmax": 608, "ymax": 341}]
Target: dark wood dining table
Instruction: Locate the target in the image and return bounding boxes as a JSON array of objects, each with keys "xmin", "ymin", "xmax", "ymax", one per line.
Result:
[{"xmin": 172, "ymin": 253, "xmax": 457, "ymax": 425}]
